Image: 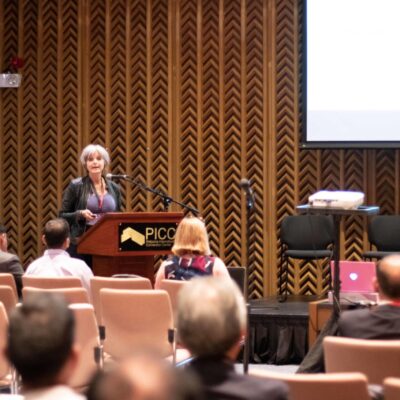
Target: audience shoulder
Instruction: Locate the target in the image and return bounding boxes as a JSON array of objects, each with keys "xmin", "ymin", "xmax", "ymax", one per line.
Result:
[
  {"xmin": 0, "ymin": 251, "xmax": 19, "ymax": 262},
  {"xmin": 247, "ymin": 374, "xmax": 289, "ymax": 400},
  {"xmin": 213, "ymin": 257, "xmax": 230, "ymax": 278},
  {"xmin": 73, "ymin": 257, "xmax": 92, "ymax": 271},
  {"xmin": 154, "ymin": 262, "xmax": 167, "ymax": 289}
]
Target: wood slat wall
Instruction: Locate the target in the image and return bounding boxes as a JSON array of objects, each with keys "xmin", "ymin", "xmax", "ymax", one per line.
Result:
[{"xmin": 1, "ymin": 0, "xmax": 399, "ymax": 298}]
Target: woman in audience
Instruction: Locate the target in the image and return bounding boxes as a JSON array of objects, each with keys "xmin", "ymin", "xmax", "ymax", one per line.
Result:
[{"xmin": 155, "ymin": 215, "xmax": 229, "ymax": 288}]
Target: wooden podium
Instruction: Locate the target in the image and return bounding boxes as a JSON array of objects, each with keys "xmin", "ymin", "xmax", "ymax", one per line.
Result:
[{"xmin": 77, "ymin": 212, "xmax": 183, "ymax": 283}]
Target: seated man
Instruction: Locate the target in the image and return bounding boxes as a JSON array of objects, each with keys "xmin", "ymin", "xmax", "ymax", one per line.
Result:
[
  {"xmin": 339, "ymin": 254, "xmax": 400, "ymax": 338},
  {"xmin": 86, "ymin": 352, "xmax": 203, "ymax": 400},
  {"xmin": 6, "ymin": 292, "xmax": 84, "ymax": 399},
  {"xmin": 0, "ymin": 224, "xmax": 24, "ymax": 296},
  {"xmin": 25, "ymin": 218, "xmax": 93, "ymax": 292},
  {"xmin": 177, "ymin": 276, "xmax": 288, "ymax": 400}
]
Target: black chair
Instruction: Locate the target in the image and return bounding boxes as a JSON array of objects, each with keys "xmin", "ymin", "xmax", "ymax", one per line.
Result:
[
  {"xmin": 279, "ymin": 215, "xmax": 335, "ymax": 302},
  {"xmin": 363, "ymin": 215, "xmax": 400, "ymax": 260},
  {"xmin": 227, "ymin": 266, "xmax": 247, "ymax": 297},
  {"xmin": 227, "ymin": 266, "xmax": 249, "ymax": 373}
]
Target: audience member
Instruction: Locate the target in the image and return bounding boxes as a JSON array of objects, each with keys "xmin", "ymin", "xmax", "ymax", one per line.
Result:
[
  {"xmin": 155, "ymin": 215, "xmax": 229, "ymax": 289},
  {"xmin": 0, "ymin": 224, "xmax": 24, "ymax": 297},
  {"xmin": 86, "ymin": 352, "xmax": 204, "ymax": 400},
  {"xmin": 24, "ymin": 218, "xmax": 93, "ymax": 292},
  {"xmin": 177, "ymin": 276, "xmax": 288, "ymax": 400},
  {"xmin": 339, "ymin": 254, "xmax": 400, "ymax": 338},
  {"xmin": 6, "ymin": 292, "xmax": 83, "ymax": 399}
]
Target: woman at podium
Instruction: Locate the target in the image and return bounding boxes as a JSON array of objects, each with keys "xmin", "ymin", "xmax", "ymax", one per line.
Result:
[
  {"xmin": 155, "ymin": 215, "xmax": 229, "ymax": 288},
  {"xmin": 59, "ymin": 144, "xmax": 121, "ymax": 262}
]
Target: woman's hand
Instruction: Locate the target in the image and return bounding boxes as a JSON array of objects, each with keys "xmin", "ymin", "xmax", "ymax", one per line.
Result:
[{"xmin": 80, "ymin": 209, "xmax": 96, "ymax": 222}]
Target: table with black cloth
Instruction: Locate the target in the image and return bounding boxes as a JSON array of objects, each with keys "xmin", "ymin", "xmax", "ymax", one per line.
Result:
[{"xmin": 248, "ymin": 296, "xmax": 317, "ymax": 365}]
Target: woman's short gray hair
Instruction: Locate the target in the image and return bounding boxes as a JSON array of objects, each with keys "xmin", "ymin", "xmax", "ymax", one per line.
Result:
[{"xmin": 80, "ymin": 144, "xmax": 110, "ymax": 170}]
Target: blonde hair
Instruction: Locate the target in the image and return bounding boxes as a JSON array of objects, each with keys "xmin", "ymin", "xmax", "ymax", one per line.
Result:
[{"xmin": 172, "ymin": 216, "xmax": 211, "ymax": 256}]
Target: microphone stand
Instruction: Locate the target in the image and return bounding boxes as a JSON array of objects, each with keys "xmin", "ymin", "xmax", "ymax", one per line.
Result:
[
  {"xmin": 124, "ymin": 176, "xmax": 199, "ymax": 215},
  {"xmin": 243, "ymin": 189, "xmax": 254, "ymax": 374}
]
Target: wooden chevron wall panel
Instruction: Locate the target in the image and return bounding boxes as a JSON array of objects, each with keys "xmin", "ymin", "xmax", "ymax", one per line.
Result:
[
  {"xmin": 342, "ymin": 150, "xmax": 367, "ymax": 261},
  {"xmin": 150, "ymin": 0, "xmax": 170, "ymax": 212},
  {"xmin": 60, "ymin": 1, "xmax": 80, "ymax": 194},
  {"xmin": 221, "ymin": 0, "xmax": 243, "ymax": 270},
  {"xmin": 129, "ymin": 0, "xmax": 148, "ymax": 212},
  {"xmin": 40, "ymin": 0, "xmax": 59, "ymax": 243},
  {"xmin": 179, "ymin": 0, "xmax": 199, "ymax": 214},
  {"xmin": 375, "ymin": 150, "xmax": 397, "ymax": 214},
  {"xmin": 275, "ymin": 0, "xmax": 299, "ymax": 295},
  {"xmin": 87, "ymin": 1, "xmax": 107, "ymax": 146},
  {"xmin": 2, "ymin": 0, "xmax": 400, "ymax": 296},
  {"xmin": 109, "ymin": 0, "xmax": 128, "ymax": 209},
  {"xmin": 201, "ymin": 0, "xmax": 222, "ymax": 256},
  {"xmin": 245, "ymin": 0, "xmax": 266, "ymax": 298},
  {"xmin": 20, "ymin": 0, "xmax": 40, "ymax": 263},
  {"xmin": 0, "ymin": 0, "xmax": 19, "ymax": 255}
]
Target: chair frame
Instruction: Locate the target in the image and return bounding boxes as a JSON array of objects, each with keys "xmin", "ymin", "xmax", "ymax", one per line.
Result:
[
  {"xmin": 324, "ymin": 336, "xmax": 400, "ymax": 385},
  {"xmin": 22, "ymin": 275, "xmax": 83, "ymax": 289},
  {"xmin": 68, "ymin": 303, "xmax": 101, "ymax": 388},
  {"xmin": 250, "ymin": 370, "xmax": 370, "ymax": 400},
  {"xmin": 279, "ymin": 215, "xmax": 335, "ymax": 301},
  {"xmin": 22, "ymin": 287, "xmax": 90, "ymax": 304},
  {"xmin": 90, "ymin": 276, "xmax": 152, "ymax": 325},
  {"xmin": 100, "ymin": 289, "xmax": 179, "ymax": 363},
  {"xmin": 363, "ymin": 215, "xmax": 400, "ymax": 260}
]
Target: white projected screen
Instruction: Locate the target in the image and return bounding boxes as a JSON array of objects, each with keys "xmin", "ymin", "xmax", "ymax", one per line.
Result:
[{"xmin": 306, "ymin": 0, "xmax": 400, "ymax": 145}]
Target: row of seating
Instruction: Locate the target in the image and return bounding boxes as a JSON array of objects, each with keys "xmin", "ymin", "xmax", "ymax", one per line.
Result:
[
  {"xmin": 250, "ymin": 370, "xmax": 400, "ymax": 400},
  {"xmin": 0, "ymin": 274, "xmax": 188, "ymax": 320},
  {"xmin": 249, "ymin": 335, "xmax": 400, "ymax": 399},
  {"xmin": 0, "ymin": 274, "xmax": 194, "ymax": 393}
]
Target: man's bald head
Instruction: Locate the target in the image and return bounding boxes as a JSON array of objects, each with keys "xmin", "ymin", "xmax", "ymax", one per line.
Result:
[{"xmin": 376, "ymin": 255, "xmax": 400, "ymax": 300}]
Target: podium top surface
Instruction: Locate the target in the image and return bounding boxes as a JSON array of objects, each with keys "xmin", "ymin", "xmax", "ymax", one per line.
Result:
[{"xmin": 296, "ymin": 204, "xmax": 380, "ymax": 216}]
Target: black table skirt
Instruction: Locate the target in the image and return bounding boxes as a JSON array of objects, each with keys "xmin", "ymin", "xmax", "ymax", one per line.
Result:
[{"xmin": 247, "ymin": 296, "xmax": 314, "ymax": 365}]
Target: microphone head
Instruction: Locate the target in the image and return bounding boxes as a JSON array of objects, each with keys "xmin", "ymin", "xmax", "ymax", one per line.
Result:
[
  {"xmin": 239, "ymin": 178, "xmax": 250, "ymax": 188},
  {"xmin": 106, "ymin": 173, "xmax": 128, "ymax": 179}
]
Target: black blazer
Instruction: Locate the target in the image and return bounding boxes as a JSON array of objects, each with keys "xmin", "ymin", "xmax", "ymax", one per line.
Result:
[
  {"xmin": 188, "ymin": 356, "xmax": 288, "ymax": 400},
  {"xmin": 338, "ymin": 303, "xmax": 400, "ymax": 339},
  {"xmin": 59, "ymin": 175, "xmax": 121, "ymax": 242}
]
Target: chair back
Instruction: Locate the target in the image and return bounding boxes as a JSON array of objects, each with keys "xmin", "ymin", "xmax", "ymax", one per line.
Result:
[
  {"xmin": 227, "ymin": 266, "xmax": 247, "ymax": 297},
  {"xmin": 250, "ymin": 370, "xmax": 370, "ymax": 400},
  {"xmin": 22, "ymin": 275, "xmax": 83, "ymax": 289},
  {"xmin": 157, "ymin": 280, "xmax": 188, "ymax": 320},
  {"xmin": 367, "ymin": 215, "xmax": 400, "ymax": 251},
  {"xmin": 100, "ymin": 289, "xmax": 173, "ymax": 359},
  {"xmin": 0, "ymin": 274, "xmax": 18, "ymax": 298},
  {"xmin": 324, "ymin": 336, "xmax": 400, "ymax": 384},
  {"xmin": 280, "ymin": 215, "xmax": 335, "ymax": 250},
  {"xmin": 90, "ymin": 276, "xmax": 152, "ymax": 324},
  {"xmin": 22, "ymin": 287, "xmax": 90, "ymax": 304},
  {"xmin": 0, "ymin": 303, "xmax": 9, "ymax": 380},
  {"xmin": 68, "ymin": 304, "xmax": 100, "ymax": 388},
  {"xmin": 384, "ymin": 377, "xmax": 400, "ymax": 400},
  {"xmin": 0, "ymin": 286, "xmax": 18, "ymax": 316}
]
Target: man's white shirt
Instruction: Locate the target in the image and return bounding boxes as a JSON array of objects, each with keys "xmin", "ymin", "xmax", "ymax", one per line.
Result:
[{"xmin": 25, "ymin": 249, "xmax": 93, "ymax": 292}]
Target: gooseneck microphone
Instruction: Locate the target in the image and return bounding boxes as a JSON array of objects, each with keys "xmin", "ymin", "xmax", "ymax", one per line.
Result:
[
  {"xmin": 106, "ymin": 173, "xmax": 130, "ymax": 180},
  {"xmin": 239, "ymin": 178, "xmax": 255, "ymax": 209}
]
